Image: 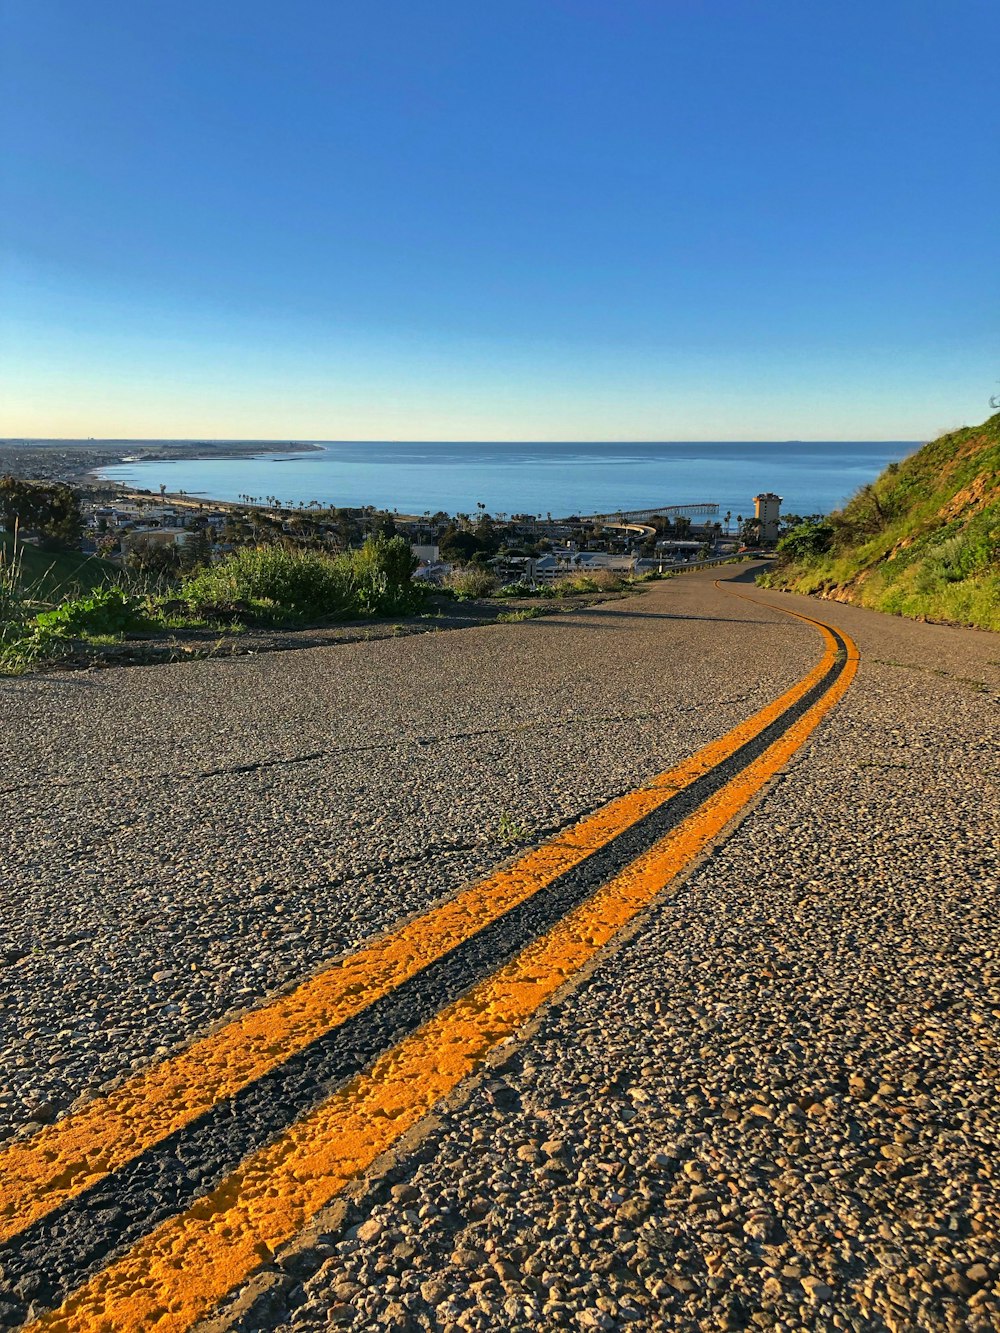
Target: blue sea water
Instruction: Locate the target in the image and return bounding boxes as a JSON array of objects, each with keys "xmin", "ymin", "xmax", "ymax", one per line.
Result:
[{"xmin": 95, "ymin": 440, "xmax": 916, "ymax": 520}]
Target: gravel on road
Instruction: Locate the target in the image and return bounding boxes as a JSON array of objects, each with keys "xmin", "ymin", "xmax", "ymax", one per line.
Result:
[
  {"xmin": 231, "ymin": 580, "xmax": 998, "ymax": 1333},
  {"xmin": 3, "ymin": 569, "xmax": 997, "ymax": 1332},
  {"xmin": 1, "ymin": 573, "xmax": 810, "ymax": 1142}
]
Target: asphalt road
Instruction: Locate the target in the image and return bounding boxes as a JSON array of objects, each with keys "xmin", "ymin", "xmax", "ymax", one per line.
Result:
[{"xmin": 2, "ymin": 568, "xmax": 997, "ymax": 1331}]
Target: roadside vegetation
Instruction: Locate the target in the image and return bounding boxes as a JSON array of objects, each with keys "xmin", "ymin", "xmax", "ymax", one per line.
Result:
[
  {"xmin": 443, "ymin": 566, "xmax": 499, "ymax": 599},
  {"xmin": 758, "ymin": 413, "xmax": 1000, "ymax": 631},
  {"xmin": 0, "ymin": 534, "xmax": 423, "ymax": 673},
  {"xmin": 0, "ymin": 531, "xmax": 116, "ymax": 599},
  {"xmin": 178, "ymin": 537, "xmax": 421, "ymax": 621},
  {"xmin": 0, "ymin": 471, "xmax": 740, "ymax": 673}
]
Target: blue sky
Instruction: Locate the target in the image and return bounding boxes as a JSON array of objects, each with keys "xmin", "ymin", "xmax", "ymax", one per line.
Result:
[{"xmin": 1, "ymin": 0, "xmax": 997, "ymax": 440}]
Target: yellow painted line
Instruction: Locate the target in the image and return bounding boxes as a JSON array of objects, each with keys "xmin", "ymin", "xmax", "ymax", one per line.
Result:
[
  {"xmin": 27, "ymin": 607, "xmax": 858, "ymax": 1333},
  {"xmin": 0, "ymin": 608, "xmax": 836, "ymax": 1246}
]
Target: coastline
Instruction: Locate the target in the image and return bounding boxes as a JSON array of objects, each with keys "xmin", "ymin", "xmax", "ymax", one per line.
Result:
[
  {"xmin": 0, "ymin": 436, "xmax": 916, "ymax": 519},
  {"xmin": 0, "ymin": 439, "xmax": 324, "ymax": 490}
]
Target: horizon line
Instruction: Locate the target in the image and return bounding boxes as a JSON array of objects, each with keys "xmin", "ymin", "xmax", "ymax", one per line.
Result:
[{"xmin": 0, "ymin": 435, "xmax": 923, "ymax": 445}]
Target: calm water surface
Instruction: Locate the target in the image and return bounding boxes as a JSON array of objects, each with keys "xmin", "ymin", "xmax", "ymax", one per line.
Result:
[{"xmin": 96, "ymin": 440, "xmax": 915, "ymax": 519}]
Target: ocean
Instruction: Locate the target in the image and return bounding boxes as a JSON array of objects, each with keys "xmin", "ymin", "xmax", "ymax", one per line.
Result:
[{"xmin": 95, "ymin": 440, "xmax": 916, "ymax": 520}]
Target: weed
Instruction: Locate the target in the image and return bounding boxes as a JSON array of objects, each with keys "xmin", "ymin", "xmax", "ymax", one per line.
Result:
[
  {"xmin": 496, "ymin": 607, "xmax": 543, "ymax": 623},
  {"xmin": 444, "ymin": 566, "xmax": 498, "ymax": 599},
  {"xmin": 0, "ymin": 526, "xmax": 27, "ymax": 648},
  {"xmin": 497, "ymin": 812, "xmax": 531, "ymax": 842},
  {"xmin": 552, "ymin": 569, "xmax": 624, "ymax": 596},
  {"xmin": 34, "ymin": 586, "xmax": 152, "ymax": 637}
]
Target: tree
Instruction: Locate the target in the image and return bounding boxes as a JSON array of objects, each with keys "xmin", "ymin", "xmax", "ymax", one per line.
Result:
[
  {"xmin": 126, "ymin": 536, "xmax": 181, "ymax": 579},
  {"xmin": 438, "ymin": 526, "xmax": 486, "ymax": 563},
  {"xmin": 180, "ymin": 527, "xmax": 213, "ymax": 572},
  {"xmin": 367, "ymin": 513, "xmax": 397, "ymax": 539},
  {"xmin": 0, "ymin": 476, "xmax": 82, "ymax": 550},
  {"xmin": 775, "ymin": 521, "xmax": 834, "ymax": 563},
  {"xmin": 740, "ymin": 518, "xmax": 762, "ymax": 546}
]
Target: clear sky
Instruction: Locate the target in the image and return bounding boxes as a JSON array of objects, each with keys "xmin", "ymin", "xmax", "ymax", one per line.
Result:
[{"xmin": 1, "ymin": 0, "xmax": 997, "ymax": 441}]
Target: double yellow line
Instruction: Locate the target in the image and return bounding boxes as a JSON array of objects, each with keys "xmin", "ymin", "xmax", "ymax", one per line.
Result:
[{"xmin": 4, "ymin": 590, "xmax": 858, "ymax": 1333}]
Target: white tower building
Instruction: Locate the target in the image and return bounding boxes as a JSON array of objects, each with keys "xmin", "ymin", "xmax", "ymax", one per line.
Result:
[{"xmin": 753, "ymin": 492, "xmax": 782, "ymax": 543}]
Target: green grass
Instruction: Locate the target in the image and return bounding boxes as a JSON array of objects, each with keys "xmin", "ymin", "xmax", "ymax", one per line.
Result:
[
  {"xmin": 0, "ymin": 532, "xmax": 118, "ymax": 600},
  {"xmin": 760, "ymin": 413, "xmax": 1000, "ymax": 632},
  {"xmin": 495, "ymin": 606, "xmax": 544, "ymax": 623}
]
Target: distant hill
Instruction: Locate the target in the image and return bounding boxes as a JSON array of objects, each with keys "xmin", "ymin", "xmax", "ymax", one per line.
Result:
[
  {"xmin": 1, "ymin": 532, "xmax": 117, "ymax": 601},
  {"xmin": 760, "ymin": 413, "xmax": 1000, "ymax": 631}
]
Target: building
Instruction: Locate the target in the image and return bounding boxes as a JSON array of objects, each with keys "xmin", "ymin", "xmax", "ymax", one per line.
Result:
[
  {"xmin": 531, "ymin": 551, "xmax": 637, "ymax": 582},
  {"xmin": 120, "ymin": 527, "xmax": 193, "ymax": 554},
  {"xmin": 410, "ymin": 543, "xmax": 440, "ymax": 564},
  {"xmin": 753, "ymin": 492, "xmax": 782, "ymax": 543}
]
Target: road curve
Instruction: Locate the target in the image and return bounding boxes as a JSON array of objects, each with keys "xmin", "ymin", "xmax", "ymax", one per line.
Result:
[{"xmin": 1, "ymin": 568, "xmax": 997, "ymax": 1331}]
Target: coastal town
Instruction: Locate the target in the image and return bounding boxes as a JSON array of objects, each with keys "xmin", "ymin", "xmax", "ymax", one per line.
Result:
[{"xmin": 1, "ymin": 453, "xmax": 789, "ymax": 589}]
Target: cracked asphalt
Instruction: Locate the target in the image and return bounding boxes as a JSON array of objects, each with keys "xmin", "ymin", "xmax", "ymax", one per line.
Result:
[
  {"xmin": 2, "ymin": 568, "xmax": 998, "ymax": 1331},
  {"xmin": 1, "ymin": 572, "xmax": 812, "ymax": 1141}
]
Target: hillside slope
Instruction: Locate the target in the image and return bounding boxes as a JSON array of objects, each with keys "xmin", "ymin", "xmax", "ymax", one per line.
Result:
[
  {"xmin": 760, "ymin": 413, "xmax": 1000, "ymax": 631},
  {"xmin": 1, "ymin": 532, "xmax": 117, "ymax": 600}
]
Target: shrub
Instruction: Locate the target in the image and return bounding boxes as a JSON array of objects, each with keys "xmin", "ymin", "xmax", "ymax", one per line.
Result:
[
  {"xmin": 1, "ymin": 584, "xmax": 148, "ymax": 673},
  {"xmin": 774, "ymin": 521, "xmax": 834, "ymax": 564},
  {"xmin": 444, "ymin": 566, "xmax": 498, "ymax": 599},
  {"xmin": 345, "ymin": 533, "xmax": 420, "ymax": 614},
  {"xmin": 0, "ymin": 476, "xmax": 82, "ymax": 550},
  {"xmin": 180, "ymin": 546, "xmax": 348, "ymax": 619},
  {"xmin": 179, "ymin": 536, "xmax": 421, "ymax": 623},
  {"xmin": 552, "ymin": 568, "xmax": 623, "ymax": 596},
  {"xmin": 33, "ymin": 586, "xmax": 152, "ymax": 637}
]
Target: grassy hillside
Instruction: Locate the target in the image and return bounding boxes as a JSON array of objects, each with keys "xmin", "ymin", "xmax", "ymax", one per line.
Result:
[
  {"xmin": 0, "ymin": 532, "xmax": 118, "ymax": 601},
  {"xmin": 759, "ymin": 413, "xmax": 1000, "ymax": 631}
]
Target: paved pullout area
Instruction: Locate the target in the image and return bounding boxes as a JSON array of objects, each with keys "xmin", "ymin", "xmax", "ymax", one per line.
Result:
[{"xmin": 2, "ymin": 569, "xmax": 998, "ymax": 1331}]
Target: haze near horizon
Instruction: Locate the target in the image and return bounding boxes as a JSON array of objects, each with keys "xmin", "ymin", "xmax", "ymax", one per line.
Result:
[{"xmin": 1, "ymin": 0, "xmax": 997, "ymax": 442}]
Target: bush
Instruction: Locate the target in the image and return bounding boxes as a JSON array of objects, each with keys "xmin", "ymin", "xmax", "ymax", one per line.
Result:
[
  {"xmin": 33, "ymin": 586, "xmax": 152, "ymax": 637},
  {"xmin": 444, "ymin": 566, "xmax": 498, "ymax": 599},
  {"xmin": 0, "ymin": 585, "xmax": 150, "ymax": 673},
  {"xmin": 181, "ymin": 546, "xmax": 348, "ymax": 619},
  {"xmin": 179, "ymin": 536, "xmax": 421, "ymax": 623},
  {"xmin": 775, "ymin": 521, "xmax": 834, "ymax": 564},
  {"xmin": 0, "ymin": 476, "xmax": 82, "ymax": 550},
  {"xmin": 552, "ymin": 569, "xmax": 623, "ymax": 596},
  {"xmin": 346, "ymin": 533, "xmax": 420, "ymax": 614}
]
